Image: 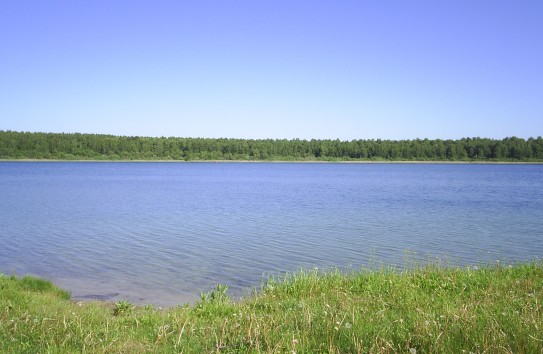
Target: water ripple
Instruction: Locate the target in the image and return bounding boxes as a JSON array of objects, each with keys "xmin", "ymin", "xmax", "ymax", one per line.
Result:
[{"xmin": 1, "ymin": 162, "xmax": 542, "ymax": 306}]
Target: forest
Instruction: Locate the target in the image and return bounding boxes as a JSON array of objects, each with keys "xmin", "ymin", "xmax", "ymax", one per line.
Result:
[{"xmin": 1, "ymin": 130, "xmax": 542, "ymax": 162}]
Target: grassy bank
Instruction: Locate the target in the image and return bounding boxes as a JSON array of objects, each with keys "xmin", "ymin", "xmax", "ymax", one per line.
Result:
[{"xmin": 2, "ymin": 262, "xmax": 542, "ymax": 353}]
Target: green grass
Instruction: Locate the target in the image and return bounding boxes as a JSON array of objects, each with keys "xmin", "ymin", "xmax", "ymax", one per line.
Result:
[{"xmin": 2, "ymin": 262, "xmax": 543, "ymax": 353}]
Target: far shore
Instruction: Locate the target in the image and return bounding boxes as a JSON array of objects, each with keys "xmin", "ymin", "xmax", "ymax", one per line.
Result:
[{"xmin": 2, "ymin": 158, "xmax": 543, "ymax": 164}]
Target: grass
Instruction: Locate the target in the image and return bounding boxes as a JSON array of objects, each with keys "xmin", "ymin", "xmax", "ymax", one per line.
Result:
[{"xmin": 1, "ymin": 262, "xmax": 542, "ymax": 353}]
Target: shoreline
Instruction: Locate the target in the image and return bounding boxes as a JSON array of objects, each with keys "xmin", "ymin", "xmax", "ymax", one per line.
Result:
[
  {"xmin": 2, "ymin": 158, "xmax": 543, "ymax": 164},
  {"xmin": 3, "ymin": 262, "xmax": 543, "ymax": 352}
]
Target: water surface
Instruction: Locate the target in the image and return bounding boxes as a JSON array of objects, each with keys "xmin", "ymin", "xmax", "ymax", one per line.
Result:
[{"xmin": 1, "ymin": 162, "xmax": 542, "ymax": 305}]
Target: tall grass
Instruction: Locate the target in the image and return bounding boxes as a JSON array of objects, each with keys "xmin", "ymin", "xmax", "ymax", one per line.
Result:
[{"xmin": 1, "ymin": 262, "xmax": 542, "ymax": 353}]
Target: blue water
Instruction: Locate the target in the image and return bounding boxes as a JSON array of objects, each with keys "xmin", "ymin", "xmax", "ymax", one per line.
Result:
[{"xmin": 1, "ymin": 162, "xmax": 542, "ymax": 306}]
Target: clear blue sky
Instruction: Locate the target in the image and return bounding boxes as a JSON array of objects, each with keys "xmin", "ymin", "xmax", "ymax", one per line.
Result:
[{"xmin": 1, "ymin": 1, "xmax": 542, "ymax": 140}]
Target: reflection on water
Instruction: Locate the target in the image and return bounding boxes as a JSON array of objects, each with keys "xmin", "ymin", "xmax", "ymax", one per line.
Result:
[{"xmin": 1, "ymin": 162, "xmax": 542, "ymax": 306}]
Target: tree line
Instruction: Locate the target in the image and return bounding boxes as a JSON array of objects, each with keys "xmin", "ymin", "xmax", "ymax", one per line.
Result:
[{"xmin": 1, "ymin": 130, "xmax": 542, "ymax": 162}]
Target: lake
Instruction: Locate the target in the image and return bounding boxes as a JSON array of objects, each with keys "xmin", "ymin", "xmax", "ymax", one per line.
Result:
[{"xmin": 1, "ymin": 162, "xmax": 542, "ymax": 306}]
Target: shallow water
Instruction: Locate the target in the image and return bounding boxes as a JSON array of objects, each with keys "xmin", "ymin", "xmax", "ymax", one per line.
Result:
[{"xmin": 1, "ymin": 162, "xmax": 542, "ymax": 306}]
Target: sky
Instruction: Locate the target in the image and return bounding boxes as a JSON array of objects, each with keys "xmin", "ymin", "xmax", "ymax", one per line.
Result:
[{"xmin": 1, "ymin": 1, "xmax": 542, "ymax": 140}]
